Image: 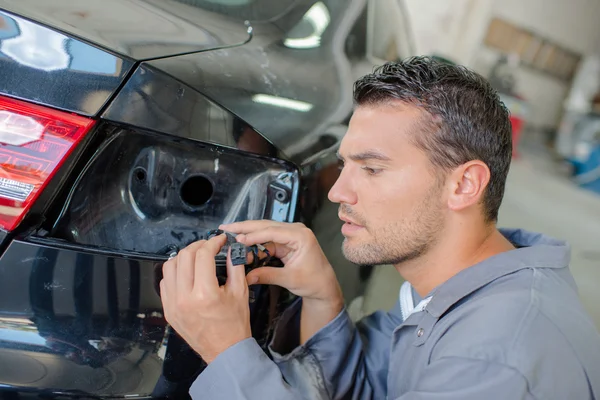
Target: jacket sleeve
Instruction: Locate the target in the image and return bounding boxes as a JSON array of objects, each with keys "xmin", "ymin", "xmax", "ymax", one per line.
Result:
[
  {"xmin": 269, "ymin": 298, "xmax": 402, "ymax": 400},
  {"xmin": 188, "ymin": 337, "xmax": 304, "ymax": 399},
  {"xmin": 189, "ymin": 298, "xmax": 402, "ymax": 400}
]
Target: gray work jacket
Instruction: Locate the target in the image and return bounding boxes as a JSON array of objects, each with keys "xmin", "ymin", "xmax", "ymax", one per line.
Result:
[{"xmin": 190, "ymin": 229, "xmax": 600, "ymax": 399}]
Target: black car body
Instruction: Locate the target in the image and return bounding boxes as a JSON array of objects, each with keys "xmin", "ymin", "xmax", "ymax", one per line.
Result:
[{"xmin": 0, "ymin": 0, "xmax": 386, "ymax": 398}]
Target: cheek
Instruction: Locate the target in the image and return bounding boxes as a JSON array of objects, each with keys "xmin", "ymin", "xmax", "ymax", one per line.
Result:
[{"xmin": 362, "ymin": 172, "xmax": 431, "ymax": 220}]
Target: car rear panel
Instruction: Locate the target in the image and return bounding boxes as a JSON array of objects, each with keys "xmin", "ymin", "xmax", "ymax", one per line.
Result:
[
  {"xmin": 0, "ymin": 239, "xmax": 293, "ymax": 398},
  {"xmin": 0, "ymin": 241, "xmax": 167, "ymax": 398},
  {"xmin": 0, "ymin": 9, "xmax": 300, "ymax": 398},
  {"xmin": 0, "ymin": 44, "xmax": 303, "ymax": 400},
  {"xmin": 0, "ymin": 106, "xmax": 300, "ymax": 398}
]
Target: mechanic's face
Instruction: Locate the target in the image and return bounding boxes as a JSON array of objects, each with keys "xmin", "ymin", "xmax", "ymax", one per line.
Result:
[{"xmin": 328, "ymin": 103, "xmax": 446, "ymax": 266}]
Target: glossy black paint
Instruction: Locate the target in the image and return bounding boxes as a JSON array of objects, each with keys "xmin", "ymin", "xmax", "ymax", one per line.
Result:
[
  {"xmin": 0, "ymin": 241, "xmax": 167, "ymax": 398},
  {"xmin": 125, "ymin": 0, "xmax": 364, "ymax": 155},
  {"xmin": 0, "ymin": 10, "xmax": 134, "ymax": 116},
  {"xmin": 102, "ymin": 64, "xmax": 285, "ymax": 158},
  {"xmin": 0, "ymin": 0, "xmax": 251, "ymax": 60},
  {"xmin": 0, "ymin": 240, "xmax": 293, "ymax": 398}
]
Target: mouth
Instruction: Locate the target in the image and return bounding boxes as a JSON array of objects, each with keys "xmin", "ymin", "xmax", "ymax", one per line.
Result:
[
  {"xmin": 339, "ymin": 214, "xmax": 365, "ymax": 236},
  {"xmin": 339, "ymin": 214, "xmax": 361, "ymax": 225}
]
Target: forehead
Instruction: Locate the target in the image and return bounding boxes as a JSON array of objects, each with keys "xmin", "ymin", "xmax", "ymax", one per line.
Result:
[{"xmin": 339, "ymin": 103, "xmax": 425, "ymax": 158}]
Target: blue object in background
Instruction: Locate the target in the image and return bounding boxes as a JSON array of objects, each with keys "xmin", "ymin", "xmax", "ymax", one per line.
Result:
[{"xmin": 571, "ymin": 144, "xmax": 600, "ymax": 194}]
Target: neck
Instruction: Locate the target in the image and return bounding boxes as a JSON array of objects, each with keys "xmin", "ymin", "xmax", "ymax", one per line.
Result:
[{"xmin": 395, "ymin": 222, "xmax": 515, "ymax": 298}]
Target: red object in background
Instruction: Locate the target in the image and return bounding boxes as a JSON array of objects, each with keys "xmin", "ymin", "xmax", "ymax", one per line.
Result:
[
  {"xmin": 510, "ymin": 115, "xmax": 524, "ymax": 159},
  {"xmin": 499, "ymin": 93, "xmax": 529, "ymax": 159}
]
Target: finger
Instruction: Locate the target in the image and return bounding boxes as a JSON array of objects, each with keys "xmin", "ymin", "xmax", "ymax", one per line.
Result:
[
  {"xmin": 160, "ymin": 263, "xmax": 176, "ymax": 322},
  {"xmin": 226, "ymin": 247, "xmax": 247, "ymax": 293},
  {"xmin": 162, "ymin": 258, "xmax": 177, "ymax": 297},
  {"xmin": 219, "ymin": 220, "xmax": 287, "ymax": 234},
  {"xmin": 159, "ymin": 280, "xmax": 168, "ymax": 304},
  {"xmin": 179, "ymin": 239, "xmax": 208, "ymax": 254},
  {"xmin": 159, "ymin": 280, "xmax": 171, "ymax": 320},
  {"xmin": 236, "ymin": 226, "xmax": 300, "ymax": 257},
  {"xmin": 176, "ymin": 241, "xmax": 206, "ymax": 294},
  {"xmin": 193, "ymin": 234, "xmax": 227, "ymax": 293},
  {"xmin": 246, "ymin": 266, "xmax": 287, "ymax": 287}
]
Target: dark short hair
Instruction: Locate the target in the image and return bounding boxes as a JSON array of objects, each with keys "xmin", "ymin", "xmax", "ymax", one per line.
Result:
[{"xmin": 353, "ymin": 56, "xmax": 512, "ymax": 222}]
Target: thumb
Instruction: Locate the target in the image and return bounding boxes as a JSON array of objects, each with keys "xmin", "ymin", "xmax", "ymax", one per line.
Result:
[{"xmin": 246, "ymin": 267, "xmax": 286, "ymax": 286}]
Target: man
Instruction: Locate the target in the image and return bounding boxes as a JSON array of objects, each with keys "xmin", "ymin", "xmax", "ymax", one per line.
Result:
[{"xmin": 160, "ymin": 57, "xmax": 600, "ymax": 399}]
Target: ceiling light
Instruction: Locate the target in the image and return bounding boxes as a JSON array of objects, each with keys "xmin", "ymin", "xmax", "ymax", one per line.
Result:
[{"xmin": 252, "ymin": 94, "xmax": 313, "ymax": 112}]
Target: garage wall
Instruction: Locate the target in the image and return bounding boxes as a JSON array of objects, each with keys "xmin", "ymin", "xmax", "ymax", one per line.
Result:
[
  {"xmin": 405, "ymin": 0, "xmax": 491, "ymax": 65},
  {"xmin": 490, "ymin": 0, "xmax": 600, "ymax": 56},
  {"xmin": 404, "ymin": 0, "xmax": 600, "ymax": 129}
]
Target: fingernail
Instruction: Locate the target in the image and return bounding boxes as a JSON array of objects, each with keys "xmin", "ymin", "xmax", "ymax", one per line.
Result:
[{"xmin": 248, "ymin": 276, "xmax": 259, "ymax": 285}]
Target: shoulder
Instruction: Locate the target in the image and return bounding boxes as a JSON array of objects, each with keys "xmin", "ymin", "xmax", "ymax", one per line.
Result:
[
  {"xmin": 430, "ymin": 267, "xmax": 535, "ymax": 361},
  {"xmin": 430, "ymin": 267, "xmax": 594, "ymax": 359},
  {"xmin": 429, "ymin": 267, "xmax": 599, "ymax": 398}
]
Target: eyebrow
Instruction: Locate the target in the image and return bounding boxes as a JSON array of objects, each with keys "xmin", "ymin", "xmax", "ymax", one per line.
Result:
[{"xmin": 336, "ymin": 150, "xmax": 392, "ymax": 162}]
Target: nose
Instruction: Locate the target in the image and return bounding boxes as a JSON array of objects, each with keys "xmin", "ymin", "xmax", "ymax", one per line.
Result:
[{"xmin": 328, "ymin": 166, "xmax": 357, "ymax": 205}]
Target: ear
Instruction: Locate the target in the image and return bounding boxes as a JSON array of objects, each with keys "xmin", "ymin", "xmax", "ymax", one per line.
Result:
[{"xmin": 447, "ymin": 160, "xmax": 490, "ymax": 212}]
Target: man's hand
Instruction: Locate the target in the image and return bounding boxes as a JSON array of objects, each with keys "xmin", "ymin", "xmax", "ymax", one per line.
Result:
[
  {"xmin": 160, "ymin": 234, "xmax": 251, "ymax": 363},
  {"xmin": 220, "ymin": 221, "xmax": 344, "ymax": 343}
]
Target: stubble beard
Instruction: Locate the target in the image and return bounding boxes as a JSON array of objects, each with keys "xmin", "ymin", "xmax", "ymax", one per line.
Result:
[{"xmin": 341, "ymin": 185, "xmax": 444, "ymax": 267}]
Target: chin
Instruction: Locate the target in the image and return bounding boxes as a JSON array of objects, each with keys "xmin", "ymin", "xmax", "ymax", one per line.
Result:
[
  {"xmin": 342, "ymin": 239, "xmax": 380, "ymax": 266},
  {"xmin": 342, "ymin": 236, "xmax": 361, "ymax": 249}
]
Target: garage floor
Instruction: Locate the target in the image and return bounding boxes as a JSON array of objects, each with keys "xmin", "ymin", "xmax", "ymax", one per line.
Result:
[{"xmin": 356, "ymin": 140, "xmax": 600, "ymax": 331}]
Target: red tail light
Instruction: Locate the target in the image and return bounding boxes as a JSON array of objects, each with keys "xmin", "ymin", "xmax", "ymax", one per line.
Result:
[{"xmin": 0, "ymin": 96, "xmax": 95, "ymax": 231}]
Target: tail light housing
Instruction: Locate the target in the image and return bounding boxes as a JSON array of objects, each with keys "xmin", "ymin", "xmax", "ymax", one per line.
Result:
[{"xmin": 0, "ymin": 96, "xmax": 95, "ymax": 231}]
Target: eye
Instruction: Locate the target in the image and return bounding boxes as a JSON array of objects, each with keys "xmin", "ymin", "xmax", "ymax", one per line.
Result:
[
  {"xmin": 362, "ymin": 166, "xmax": 381, "ymax": 175},
  {"xmin": 337, "ymin": 159, "xmax": 345, "ymax": 171}
]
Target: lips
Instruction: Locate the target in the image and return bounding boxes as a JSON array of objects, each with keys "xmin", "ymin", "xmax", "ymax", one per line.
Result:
[
  {"xmin": 339, "ymin": 213, "xmax": 365, "ymax": 236},
  {"xmin": 339, "ymin": 214, "xmax": 363, "ymax": 227}
]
